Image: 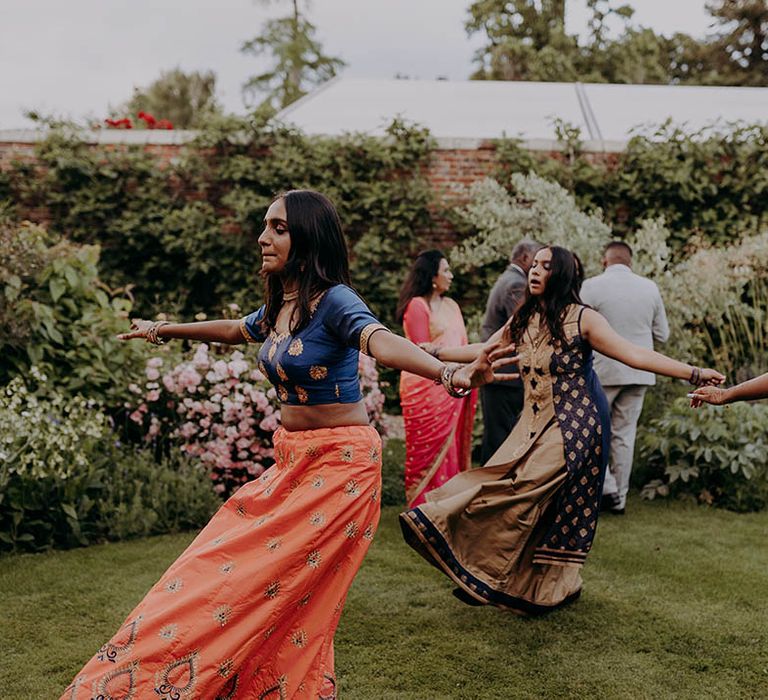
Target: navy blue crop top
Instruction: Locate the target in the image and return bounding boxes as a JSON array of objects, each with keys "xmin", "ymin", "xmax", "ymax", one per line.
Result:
[{"xmin": 239, "ymin": 285, "xmax": 388, "ymax": 406}]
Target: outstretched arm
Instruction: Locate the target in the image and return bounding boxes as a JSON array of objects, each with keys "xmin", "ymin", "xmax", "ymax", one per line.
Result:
[
  {"xmin": 429, "ymin": 324, "xmax": 508, "ymax": 363},
  {"xmin": 580, "ymin": 308, "xmax": 724, "ymax": 384},
  {"xmin": 369, "ymin": 331, "xmax": 444, "ymax": 378},
  {"xmin": 118, "ymin": 319, "xmax": 246, "ymax": 346},
  {"xmin": 369, "ymin": 331, "xmax": 517, "ymax": 389},
  {"xmin": 690, "ymin": 372, "xmax": 768, "ymax": 406}
]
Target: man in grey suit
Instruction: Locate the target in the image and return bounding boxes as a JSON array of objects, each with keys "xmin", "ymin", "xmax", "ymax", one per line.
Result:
[
  {"xmin": 479, "ymin": 239, "xmax": 541, "ymax": 463},
  {"xmin": 581, "ymin": 241, "xmax": 669, "ymax": 514}
]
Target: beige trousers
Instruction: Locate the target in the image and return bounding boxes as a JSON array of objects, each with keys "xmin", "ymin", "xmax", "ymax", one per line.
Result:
[{"xmin": 601, "ymin": 384, "xmax": 647, "ymax": 509}]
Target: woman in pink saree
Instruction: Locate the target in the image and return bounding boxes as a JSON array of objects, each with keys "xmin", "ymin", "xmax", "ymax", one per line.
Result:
[{"xmin": 397, "ymin": 250, "xmax": 477, "ymax": 507}]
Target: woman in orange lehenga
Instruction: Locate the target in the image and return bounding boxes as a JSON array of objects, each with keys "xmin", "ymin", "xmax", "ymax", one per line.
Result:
[
  {"xmin": 61, "ymin": 191, "xmax": 503, "ymax": 700},
  {"xmin": 396, "ymin": 250, "xmax": 477, "ymax": 507}
]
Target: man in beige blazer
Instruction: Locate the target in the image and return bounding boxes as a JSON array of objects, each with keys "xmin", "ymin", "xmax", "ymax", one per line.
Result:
[{"xmin": 581, "ymin": 241, "xmax": 669, "ymax": 514}]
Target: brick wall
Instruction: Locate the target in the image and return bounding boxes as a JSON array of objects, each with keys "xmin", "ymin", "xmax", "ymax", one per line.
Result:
[{"xmin": 0, "ymin": 130, "xmax": 623, "ymax": 243}]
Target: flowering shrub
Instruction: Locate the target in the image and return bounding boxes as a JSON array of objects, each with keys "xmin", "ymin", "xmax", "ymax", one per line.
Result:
[
  {"xmin": 0, "ymin": 369, "xmax": 107, "ymax": 480},
  {"xmin": 104, "ymin": 118, "xmax": 133, "ymax": 129},
  {"xmin": 0, "ymin": 369, "xmax": 220, "ymax": 551},
  {"xmin": 127, "ymin": 344, "xmax": 387, "ymax": 496},
  {"xmin": 451, "ymin": 174, "xmax": 612, "ymax": 278},
  {"xmin": 104, "ymin": 113, "xmax": 173, "ymax": 130}
]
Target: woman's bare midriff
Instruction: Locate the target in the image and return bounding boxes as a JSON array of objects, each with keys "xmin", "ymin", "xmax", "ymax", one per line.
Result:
[{"xmin": 279, "ymin": 400, "xmax": 370, "ymax": 432}]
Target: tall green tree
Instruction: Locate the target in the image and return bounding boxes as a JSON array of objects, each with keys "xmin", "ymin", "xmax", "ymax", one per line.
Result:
[
  {"xmin": 241, "ymin": 0, "xmax": 345, "ymax": 112},
  {"xmin": 466, "ymin": 0, "xmax": 768, "ymax": 86},
  {"xmin": 466, "ymin": 0, "xmax": 579, "ymax": 81},
  {"xmin": 121, "ymin": 68, "xmax": 221, "ymax": 128},
  {"xmin": 706, "ymin": 0, "xmax": 768, "ymax": 85}
]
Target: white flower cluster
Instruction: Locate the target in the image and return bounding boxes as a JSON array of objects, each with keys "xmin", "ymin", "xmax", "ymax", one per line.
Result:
[
  {"xmin": 450, "ymin": 174, "xmax": 612, "ymax": 277},
  {"xmin": 650, "ymin": 229, "xmax": 768, "ymax": 370},
  {"xmin": 0, "ymin": 371, "xmax": 108, "ymax": 479}
]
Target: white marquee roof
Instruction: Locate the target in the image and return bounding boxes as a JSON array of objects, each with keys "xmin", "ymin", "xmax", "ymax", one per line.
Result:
[{"xmin": 277, "ymin": 77, "xmax": 768, "ymax": 149}]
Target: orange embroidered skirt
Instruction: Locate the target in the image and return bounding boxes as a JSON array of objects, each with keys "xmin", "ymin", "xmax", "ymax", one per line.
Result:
[{"xmin": 61, "ymin": 425, "xmax": 382, "ymax": 700}]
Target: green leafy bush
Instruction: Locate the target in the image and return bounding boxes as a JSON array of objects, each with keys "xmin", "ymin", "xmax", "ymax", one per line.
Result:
[
  {"xmin": 638, "ymin": 397, "xmax": 768, "ymax": 512},
  {"xmin": 493, "ymin": 122, "xmax": 768, "ymax": 248},
  {"xmin": 3, "ymin": 119, "xmax": 436, "ymax": 328},
  {"xmin": 0, "ymin": 375, "xmax": 219, "ymax": 552},
  {"xmin": 0, "ymin": 218, "xmax": 148, "ymax": 405}
]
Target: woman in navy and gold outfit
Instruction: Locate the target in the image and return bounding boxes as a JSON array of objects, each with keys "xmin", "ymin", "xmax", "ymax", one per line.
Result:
[{"xmin": 401, "ymin": 246, "xmax": 724, "ymax": 615}]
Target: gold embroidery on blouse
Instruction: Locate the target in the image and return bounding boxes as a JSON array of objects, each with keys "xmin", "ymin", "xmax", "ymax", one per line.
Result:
[
  {"xmin": 309, "ymin": 365, "xmax": 328, "ymax": 380},
  {"xmin": 239, "ymin": 317, "xmax": 258, "ymax": 344},
  {"xmin": 335, "ymin": 383, "xmax": 340, "ymax": 398},
  {"xmin": 258, "ymin": 360, "xmax": 268, "ymax": 377},
  {"xmin": 309, "ymin": 290, "xmax": 328, "ymax": 315},
  {"xmin": 359, "ymin": 323, "xmax": 389, "ymax": 355},
  {"xmin": 288, "ymin": 338, "xmax": 304, "ymax": 356},
  {"xmin": 277, "ymin": 385, "xmax": 288, "ymax": 402},
  {"xmin": 267, "ymin": 341, "xmax": 277, "ymax": 362},
  {"xmin": 276, "ymin": 363, "xmax": 288, "ymax": 381},
  {"xmin": 296, "ymin": 386, "xmax": 309, "ymax": 403}
]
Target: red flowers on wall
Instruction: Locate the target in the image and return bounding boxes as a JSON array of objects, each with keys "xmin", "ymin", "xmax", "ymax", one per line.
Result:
[
  {"xmin": 104, "ymin": 112, "xmax": 174, "ymax": 130},
  {"xmin": 104, "ymin": 118, "xmax": 133, "ymax": 129}
]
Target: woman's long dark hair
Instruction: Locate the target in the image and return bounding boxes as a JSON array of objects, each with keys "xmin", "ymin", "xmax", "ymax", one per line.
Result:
[
  {"xmin": 506, "ymin": 245, "xmax": 584, "ymax": 346},
  {"xmin": 262, "ymin": 190, "xmax": 352, "ymax": 334},
  {"xmin": 395, "ymin": 249, "xmax": 445, "ymax": 323}
]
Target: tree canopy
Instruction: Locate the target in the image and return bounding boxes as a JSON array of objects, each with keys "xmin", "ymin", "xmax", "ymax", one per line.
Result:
[
  {"xmin": 120, "ymin": 68, "xmax": 221, "ymax": 129},
  {"xmin": 467, "ymin": 0, "xmax": 768, "ymax": 86},
  {"xmin": 241, "ymin": 0, "xmax": 345, "ymax": 112}
]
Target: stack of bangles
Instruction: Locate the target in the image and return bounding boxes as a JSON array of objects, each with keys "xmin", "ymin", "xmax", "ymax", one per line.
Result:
[
  {"xmin": 435, "ymin": 364, "xmax": 471, "ymax": 399},
  {"xmin": 146, "ymin": 320, "xmax": 170, "ymax": 345},
  {"xmin": 689, "ymin": 366, "xmax": 705, "ymax": 386}
]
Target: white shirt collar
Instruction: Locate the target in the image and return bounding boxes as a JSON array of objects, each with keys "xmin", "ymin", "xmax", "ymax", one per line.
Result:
[{"xmin": 605, "ymin": 263, "xmax": 632, "ymax": 273}]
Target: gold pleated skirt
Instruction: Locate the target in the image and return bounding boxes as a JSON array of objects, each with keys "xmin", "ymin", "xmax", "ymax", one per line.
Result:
[{"xmin": 400, "ymin": 416, "xmax": 582, "ymax": 615}]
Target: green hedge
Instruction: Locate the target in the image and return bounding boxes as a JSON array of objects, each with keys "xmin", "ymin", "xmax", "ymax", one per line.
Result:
[
  {"xmin": 3, "ymin": 119, "xmax": 435, "ymax": 328},
  {"xmin": 493, "ymin": 122, "xmax": 768, "ymax": 249},
  {"xmin": 4, "ymin": 120, "xmax": 768, "ymax": 326}
]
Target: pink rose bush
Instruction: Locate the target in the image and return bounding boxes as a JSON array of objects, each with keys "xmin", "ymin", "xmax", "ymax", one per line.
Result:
[{"xmin": 127, "ymin": 344, "xmax": 387, "ymax": 496}]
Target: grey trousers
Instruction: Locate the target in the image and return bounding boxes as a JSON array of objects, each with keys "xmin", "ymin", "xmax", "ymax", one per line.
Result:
[{"xmin": 601, "ymin": 384, "xmax": 648, "ymax": 509}]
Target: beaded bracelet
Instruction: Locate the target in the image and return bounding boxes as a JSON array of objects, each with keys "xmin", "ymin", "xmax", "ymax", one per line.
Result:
[
  {"xmin": 146, "ymin": 321, "xmax": 170, "ymax": 345},
  {"xmin": 688, "ymin": 366, "xmax": 702, "ymax": 386},
  {"xmin": 434, "ymin": 364, "xmax": 471, "ymax": 399}
]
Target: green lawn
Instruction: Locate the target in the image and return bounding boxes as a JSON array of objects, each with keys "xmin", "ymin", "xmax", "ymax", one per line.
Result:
[{"xmin": 1, "ymin": 499, "xmax": 767, "ymax": 699}]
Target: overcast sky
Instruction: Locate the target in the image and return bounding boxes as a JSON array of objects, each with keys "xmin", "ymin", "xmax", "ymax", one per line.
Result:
[{"xmin": 0, "ymin": 0, "xmax": 715, "ymax": 129}]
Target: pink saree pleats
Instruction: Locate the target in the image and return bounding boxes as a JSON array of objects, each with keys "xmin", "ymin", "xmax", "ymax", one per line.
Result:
[
  {"xmin": 400, "ymin": 295, "xmax": 477, "ymax": 508},
  {"xmin": 61, "ymin": 425, "xmax": 382, "ymax": 700},
  {"xmin": 400, "ymin": 375, "xmax": 476, "ymax": 507}
]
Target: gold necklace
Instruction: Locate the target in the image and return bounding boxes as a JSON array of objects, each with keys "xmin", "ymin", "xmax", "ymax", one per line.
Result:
[{"xmin": 283, "ymin": 290, "xmax": 299, "ymax": 302}]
